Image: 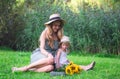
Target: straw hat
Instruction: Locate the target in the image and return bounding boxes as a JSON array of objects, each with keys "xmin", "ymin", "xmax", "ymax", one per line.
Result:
[
  {"xmin": 44, "ymin": 13, "xmax": 64, "ymax": 25},
  {"xmin": 61, "ymin": 36, "xmax": 70, "ymax": 43}
]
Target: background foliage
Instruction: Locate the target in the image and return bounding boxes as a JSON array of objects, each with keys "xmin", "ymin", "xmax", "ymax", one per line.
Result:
[{"xmin": 0, "ymin": 0, "xmax": 120, "ymax": 54}]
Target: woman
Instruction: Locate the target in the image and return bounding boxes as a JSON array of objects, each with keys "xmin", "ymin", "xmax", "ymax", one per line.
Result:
[
  {"xmin": 12, "ymin": 13, "xmax": 64, "ymax": 72},
  {"xmin": 12, "ymin": 13, "xmax": 95, "ymax": 73}
]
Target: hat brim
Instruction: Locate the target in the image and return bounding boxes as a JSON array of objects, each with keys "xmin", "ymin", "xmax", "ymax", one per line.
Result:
[{"xmin": 44, "ymin": 19, "xmax": 65, "ymax": 25}]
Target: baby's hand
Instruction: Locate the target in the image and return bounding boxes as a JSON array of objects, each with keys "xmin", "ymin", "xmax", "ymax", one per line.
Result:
[{"xmin": 56, "ymin": 64, "xmax": 60, "ymax": 69}]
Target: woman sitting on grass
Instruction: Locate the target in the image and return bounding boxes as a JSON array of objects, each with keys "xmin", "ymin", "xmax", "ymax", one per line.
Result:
[
  {"xmin": 12, "ymin": 13, "xmax": 65, "ymax": 72},
  {"xmin": 55, "ymin": 36, "xmax": 95, "ymax": 71}
]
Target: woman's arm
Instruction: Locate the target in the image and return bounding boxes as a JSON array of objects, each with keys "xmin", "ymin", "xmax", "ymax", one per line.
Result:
[
  {"xmin": 39, "ymin": 30, "xmax": 52, "ymax": 57},
  {"xmin": 56, "ymin": 49, "xmax": 61, "ymax": 69}
]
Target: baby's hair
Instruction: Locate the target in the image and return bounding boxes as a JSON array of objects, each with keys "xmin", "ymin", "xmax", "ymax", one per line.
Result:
[{"xmin": 59, "ymin": 41, "xmax": 70, "ymax": 48}]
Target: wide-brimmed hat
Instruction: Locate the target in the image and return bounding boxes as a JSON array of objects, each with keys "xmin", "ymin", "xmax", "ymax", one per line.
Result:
[
  {"xmin": 61, "ymin": 36, "xmax": 70, "ymax": 43},
  {"xmin": 44, "ymin": 13, "xmax": 64, "ymax": 25}
]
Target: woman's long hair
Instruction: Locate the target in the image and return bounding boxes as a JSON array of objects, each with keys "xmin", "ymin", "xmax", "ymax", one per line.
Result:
[{"xmin": 44, "ymin": 21, "xmax": 64, "ymax": 48}]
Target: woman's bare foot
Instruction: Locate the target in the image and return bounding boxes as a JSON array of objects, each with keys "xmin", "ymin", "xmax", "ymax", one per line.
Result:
[
  {"xmin": 85, "ymin": 61, "xmax": 96, "ymax": 71},
  {"xmin": 80, "ymin": 61, "xmax": 96, "ymax": 71},
  {"xmin": 12, "ymin": 67, "xmax": 18, "ymax": 73},
  {"xmin": 12, "ymin": 66, "xmax": 28, "ymax": 73}
]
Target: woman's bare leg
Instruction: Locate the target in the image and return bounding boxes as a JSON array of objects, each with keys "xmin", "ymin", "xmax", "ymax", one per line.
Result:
[
  {"xmin": 33, "ymin": 65, "xmax": 54, "ymax": 72},
  {"xmin": 12, "ymin": 57, "xmax": 53, "ymax": 72},
  {"xmin": 26, "ymin": 57, "xmax": 53, "ymax": 69},
  {"xmin": 80, "ymin": 61, "xmax": 95, "ymax": 71}
]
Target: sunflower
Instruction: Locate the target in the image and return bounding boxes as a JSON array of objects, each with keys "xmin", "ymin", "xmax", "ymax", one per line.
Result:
[
  {"xmin": 69, "ymin": 61, "xmax": 73, "ymax": 65},
  {"xmin": 65, "ymin": 61, "xmax": 83, "ymax": 75},
  {"xmin": 65, "ymin": 66, "xmax": 74, "ymax": 75},
  {"xmin": 72, "ymin": 64, "xmax": 79, "ymax": 73}
]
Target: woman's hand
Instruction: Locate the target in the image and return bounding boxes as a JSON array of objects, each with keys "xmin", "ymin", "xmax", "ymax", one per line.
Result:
[{"xmin": 47, "ymin": 53, "xmax": 53, "ymax": 59}]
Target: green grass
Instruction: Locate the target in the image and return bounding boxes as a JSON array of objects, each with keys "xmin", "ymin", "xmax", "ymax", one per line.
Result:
[{"xmin": 0, "ymin": 50, "xmax": 120, "ymax": 79}]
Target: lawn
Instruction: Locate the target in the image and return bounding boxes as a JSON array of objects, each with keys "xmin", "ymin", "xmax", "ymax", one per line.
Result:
[{"xmin": 0, "ymin": 50, "xmax": 120, "ymax": 79}]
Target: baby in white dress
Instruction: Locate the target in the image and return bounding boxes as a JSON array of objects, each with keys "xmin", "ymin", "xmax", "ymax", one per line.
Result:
[
  {"xmin": 55, "ymin": 36, "xmax": 70, "ymax": 69},
  {"xmin": 55, "ymin": 36, "xmax": 95, "ymax": 71}
]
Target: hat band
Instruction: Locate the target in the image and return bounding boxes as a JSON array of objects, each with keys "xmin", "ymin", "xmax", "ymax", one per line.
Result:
[{"xmin": 49, "ymin": 17, "xmax": 61, "ymax": 21}]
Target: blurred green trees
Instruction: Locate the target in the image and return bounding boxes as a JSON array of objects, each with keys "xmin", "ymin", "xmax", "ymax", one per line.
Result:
[
  {"xmin": 0, "ymin": 0, "xmax": 25, "ymax": 49},
  {"xmin": 0, "ymin": 0, "xmax": 120, "ymax": 54}
]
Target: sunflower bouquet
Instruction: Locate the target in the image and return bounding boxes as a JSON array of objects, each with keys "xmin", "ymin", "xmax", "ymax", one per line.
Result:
[
  {"xmin": 65, "ymin": 61, "xmax": 83, "ymax": 75},
  {"xmin": 54, "ymin": 61, "xmax": 83, "ymax": 76}
]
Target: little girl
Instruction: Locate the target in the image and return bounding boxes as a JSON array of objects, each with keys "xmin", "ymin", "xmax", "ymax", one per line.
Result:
[{"xmin": 55, "ymin": 36, "xmax": 95, "ymax": 71}]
